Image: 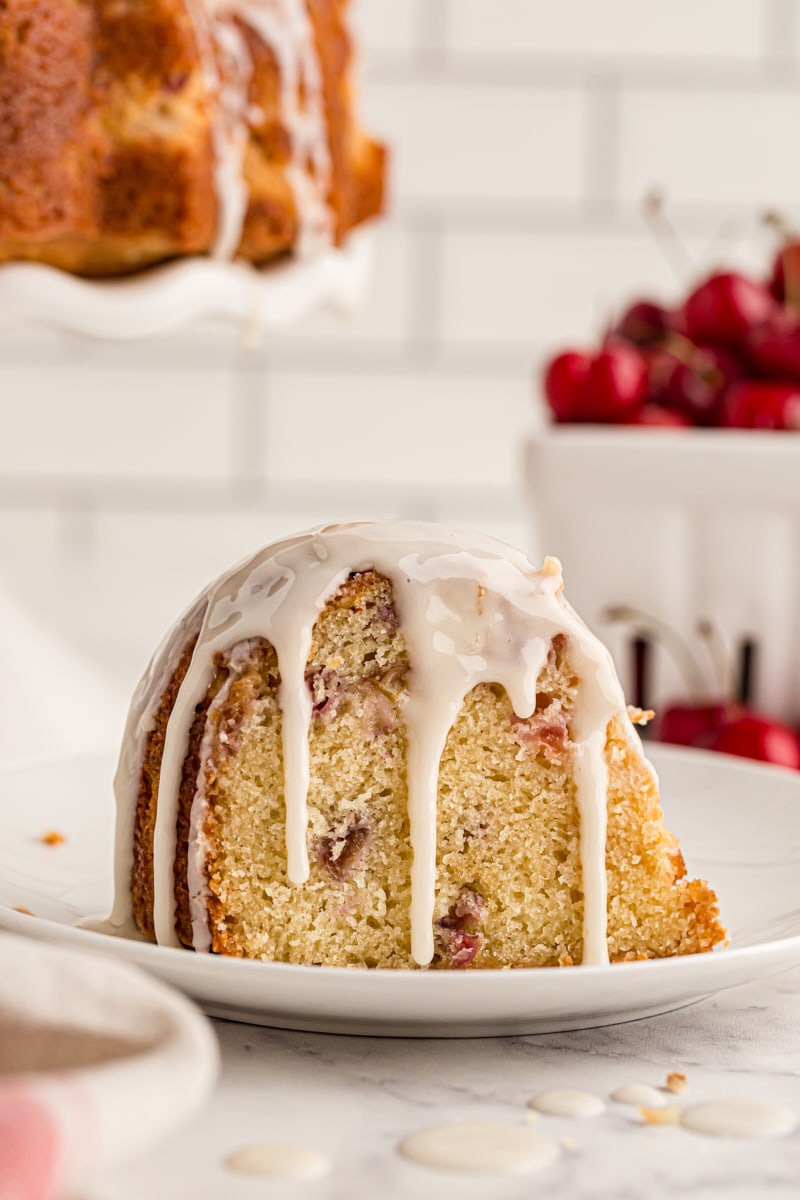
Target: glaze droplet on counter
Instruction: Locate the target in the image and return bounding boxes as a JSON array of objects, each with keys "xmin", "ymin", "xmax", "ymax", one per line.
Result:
[
  {"xmin": 611, "ymin": 1084, "xmax": 667, "ymax": 1109},
  {"xmin": 529, "ymin": 1089, "xmax": 606, "ymax": 1118},
  {"xmin": 225, "ymin": 1142, "xmax": 330, "ymax": 1179},
  {"xmin": 399, "ymin": 1122, "xmax": 560, "ymax": 1175},
  {"xmin": 109, "ymin": 521, "xmax": 629, "ymax": 964},
  {"xmin": 680, "ymin": 1100, "xmax": 798, "ymax": 1139}
]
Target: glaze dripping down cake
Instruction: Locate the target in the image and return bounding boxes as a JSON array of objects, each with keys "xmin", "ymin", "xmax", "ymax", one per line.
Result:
[
  {"xmin": 0, "ymin": 0, "xmax": 384, "ymax": 275},
  {"xmin": 110, "ymin": 522, "xmax": 726, "ymax": 968}
]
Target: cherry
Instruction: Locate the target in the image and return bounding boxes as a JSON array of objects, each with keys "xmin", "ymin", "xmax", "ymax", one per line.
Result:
[
  {"xmin": 770, "ymin": 240, "xmax": 800, "ymax": 309},
  {"xmin": 707, "ymin": 713, "xmax": 800, "ymax": 770},
  {"xmin": 614, "ymin": 300, "xmax": 673, "ymax": 347},
  {"xmin": 634, "ymin": 404, "xmax": 692, "ymax": 427},
  {"xmin": 585, "ymin": 342, "xmax": 648, "ymax": 422},
  {"xmin": 543, "ymin": 350, "xmax": 592, "ymax": 422},
  {"xmin": 682, "ymin": 272, "xmax": 777, "ymax": 346},
  {"xmin": 722, "ymin": 381, "xmax": 800, "ymax": 430},
  {"xmin": 675, "ymin": 346, "xmax": 738, "ymax": 425},
  {"xmin": 658, "ymin": 702, "xmax": 729, "ymax": 747},
  {"xmin": 646, "ymin": 340, "xmax": 739, "ymax": 426},
  {"xmin": 659, "ymin": 702, "xmax": 800, "ymax": 769},
  {"xmin": 745, "ymin": 310, "xmax": 800, "ymax": 380}
]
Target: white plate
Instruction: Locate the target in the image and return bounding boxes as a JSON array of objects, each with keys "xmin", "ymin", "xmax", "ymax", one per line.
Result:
[
  {"xmin": 1, "ymin": 745, "xmax": 798, "ymax": 1037},
  {"xmin": 0, "ymin": 231, "xmax": 372, "ymax": 340}
]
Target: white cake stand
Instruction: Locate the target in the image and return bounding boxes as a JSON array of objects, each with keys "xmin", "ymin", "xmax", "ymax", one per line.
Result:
[{"xmin": 0, "ymin": 228, "xmax": 373, "ymax": 340}]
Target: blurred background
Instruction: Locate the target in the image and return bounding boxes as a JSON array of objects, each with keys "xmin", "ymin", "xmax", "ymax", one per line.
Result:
[{"xmin": 0, "ymin": 0, "xmax": 797, "ymax": 745}]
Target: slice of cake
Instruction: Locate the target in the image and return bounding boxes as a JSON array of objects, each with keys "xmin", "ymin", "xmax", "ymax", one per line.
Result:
[{"xmin": 110, "ymin": 522, "xmax": 725, "ymax": 968}]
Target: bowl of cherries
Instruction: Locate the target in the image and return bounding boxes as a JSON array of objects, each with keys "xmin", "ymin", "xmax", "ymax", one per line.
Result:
[
  {"xmin": 526, "ymin": 235, "xmax": 800, "ymax": 769},
  {"xmin": 543, "ymin": 238, "xmax": 800, "ymax": 429}
]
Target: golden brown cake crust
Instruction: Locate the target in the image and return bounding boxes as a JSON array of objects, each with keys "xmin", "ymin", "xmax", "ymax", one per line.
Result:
[
  {"xmin": 131, "ymin": 631, "xmax": 199, "ymax": 940},
  {"xmin": 0, "ymin": 0, "xmax": 385, "ymax": 275}
]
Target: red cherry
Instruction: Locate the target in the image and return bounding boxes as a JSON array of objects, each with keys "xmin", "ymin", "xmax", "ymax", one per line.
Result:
[
  {"xmin": 722, "ymin": 381, "xmax": 800, "ymax": 430},
  {"xmin": 746, "ymin": 310, "xmax": 800, "ymax": 380},
  {"xmin": 584, "ymin": 342, "xmax": 648, "ymax": 422},
  {"xmin": 682, "ymin": 272, "xmax": 777, "ymax": 346},
  {"xmin": 708, "ymin": 713, "xmax": 800, "ymax": 770},
  {"xmin": 658, "ymin": 702, "xmax": 730, "ymax": 748},
  {"xmin": 543, "ymin": 351, "xmax": 592, "ymax": 422},
  {"xmin": 614, "ymin": 300, "xmax": 673, "ymax": 347},
  {"xmin": 770, "ymin": 241, "xmax": 800, "ymax": 308},
  {"xmin": 646, "ymin": 341, "xmax": 739, "ymax": 426},
  {"xmin": 634, "ymin": 404, "xmax": 692, "ymax": 427},
  {"xmin": 674, "ymin": 346, "xmax": 739, "ymax": 425}
]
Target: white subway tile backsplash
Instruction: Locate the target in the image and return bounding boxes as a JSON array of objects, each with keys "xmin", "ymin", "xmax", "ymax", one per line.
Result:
[
  {"xmin": 276, "ymin": 228, "xmax": 410, "ymax": 346},
  {"xmin": 0, "ymin": 509, "xmax": 63, "ymax": 571},
  {"xmin": 363, "ymin": 81, "xmax": 584, "ymax": 202},
  {"xmin": 0, "ymin": 369, "xmax": 236, "ymax": 481},
  {"xmin": 3, "ymin": 0, "xmax": 798, "ymax": 700},
  {"xmin": 352, "ymin": 0, "xmax": 420, "ymax": 56},
  {"xmin": 445, "ymin": 0, "xmax": 766, "ymax": 61},
  {"xmin": 619, "ymin": 87, "xmax": 800, "ymax": 210},
  {"xmin": 440, "ymin": 228, "xmax": 709, "ymax": 350},
  {"xmin": 264, "ymin": 371, "xmax": 531, "ymax": 486}
]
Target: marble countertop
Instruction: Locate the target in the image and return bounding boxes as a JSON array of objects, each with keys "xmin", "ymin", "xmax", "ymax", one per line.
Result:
[{"xmin": 91, "ymin": 965, "xmax": 800, "ymax": 1200}]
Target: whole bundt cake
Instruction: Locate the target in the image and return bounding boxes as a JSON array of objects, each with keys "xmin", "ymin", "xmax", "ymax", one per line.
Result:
[
  {"xmin": 110, "ymin": 522, "xmax": 726, "ymax": 968},
  {"xmin": 0, "ymin": 0, "xmax": 384, "ymax": 275}
]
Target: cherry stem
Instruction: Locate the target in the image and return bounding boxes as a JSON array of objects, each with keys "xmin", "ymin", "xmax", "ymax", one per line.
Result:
[
  {"xmin": 701, "ymin": 214, "xmax": 747, "ymax": 275},
  {"xmin": 762, "ymin": 210, "xmax": 800, "ymax": 314},
  {"xmin": 641, "ymin": 189, "xmax": 695, "ymax": 286},
  {"xmin": 603, "ymin": 605, "xmax": 712, "ymax": 698},
  {"xmin": 762, "ymin": 209, "xmax": 796, "ymax": 241},
  {"xmin": 696, "ymin": 619, "xmax": 734, "ymax": 702}
]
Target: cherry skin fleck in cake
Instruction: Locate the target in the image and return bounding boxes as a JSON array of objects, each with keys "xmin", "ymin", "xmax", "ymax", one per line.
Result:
[{"xmin": 109, "ymin": 521, "xmax": 725, "ymax": 969}]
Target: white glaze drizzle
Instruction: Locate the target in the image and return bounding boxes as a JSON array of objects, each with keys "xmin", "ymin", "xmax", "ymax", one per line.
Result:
[
  {"xmin": 225, "ymin": 1143, "xmax": 330, "ymax": 1178},
  {"xmin": 399, "ymin": 1122, "xmax": 560, "ymax": 1175},
  {"xmin": 529, "ymin": 1090, "xmax": 606, "ymax": 1119},
  {"xmin": 231, "ymin": 0, "xmax": 333, "ymax": 257},
  {"xmin": 185, "ymin": 0, "xmax": 332, "ymax": 261},
  {"xmin": 110, "ymin": 522, "xmax": 628, "ymax": 965}
]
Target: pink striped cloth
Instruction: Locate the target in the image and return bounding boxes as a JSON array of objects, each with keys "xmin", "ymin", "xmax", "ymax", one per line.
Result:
[{"xmin": 0, "ymin": 933, "xmax": 218, "ymax": 1200}]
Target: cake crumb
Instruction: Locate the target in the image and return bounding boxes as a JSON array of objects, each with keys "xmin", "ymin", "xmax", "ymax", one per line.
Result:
[
  {"xmin": 561, "ymin": 1136, "xmax": 578, "ymax": 1151},
  {"xmin": 524, "ymin": 1111, "xmax": 540, "ymax": 1125},
  {"xmin": 665, "ymin": 1071, "xmax": 688, "ymax": 1095},
  {"xmin": 12, "ymin": 906, "xmax": 35, "ymax": 916},
  {"xmin": 628, "ymin": 706, "xmax": 655, "ymax": 726},
  {"xmin": 40, "ymin": 830, "xmax": 66, "ymax": 847},
  {"xmin": 640, "ymin": 1106, "xmax": 681, "ymax": 1126}
]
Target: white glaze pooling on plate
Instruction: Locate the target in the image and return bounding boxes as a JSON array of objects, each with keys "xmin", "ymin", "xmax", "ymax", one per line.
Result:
[
  {"xmin": 611, "ymin": 1084, "xmax": 666, "ymax": 1108},
  {"xmin": 225, "ymin": 1143, "xmax": 330, "ymax": 1178},
  {"xmin": 186, "ymin": 0, "xmax": 332, "ymax": 261},
  {"xmin": 399, "ymin": 1123, "xmax": 560, "ymax": 1175},
  {"xmin": 111, "ymin": 521, "xmax": 627, "ymax": 966},
  {"xmin": 529, "ymin": 1090, "xmax": 606, "ymax": 1118},
  {"xmin": 680, "ymin": 1100, "xmax": 798, "ymax": 1139}
]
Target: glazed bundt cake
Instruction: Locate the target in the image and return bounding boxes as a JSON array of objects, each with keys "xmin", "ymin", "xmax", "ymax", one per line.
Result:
[
  {"xmin": 110, "ymin": 522, "xmax": 726, "ymax": 968},
  {"xmin": 0, "ymin": 0, "xmax": 384, "ymax": 275}
]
